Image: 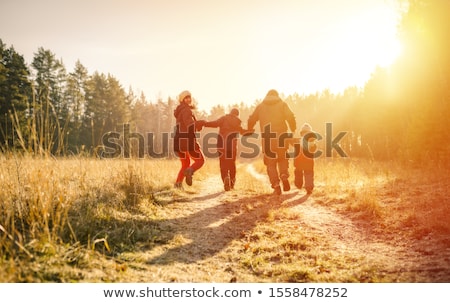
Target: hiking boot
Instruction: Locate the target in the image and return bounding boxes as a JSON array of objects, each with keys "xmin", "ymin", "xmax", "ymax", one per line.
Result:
[
  {"xmin": 184, "ymin": 167, "xmax": 193, "ymax": 186},
  {"xmin": 281, "ymin": 178, "xmax": 290, "ymax": 191},
  {"xmin": 306, "ymin": 189, "xmax": 313, "ymax": 195},
  {"xmin": 273, "ymin": 185, "xmax": 282, "ymax": 195},
  {"xmin": 174, "ymin": 182, "xmax": 183, "ymax": 189},
  {"xmin": 224, "ymin": 176, "xmax": 231, "ymax": 191}
]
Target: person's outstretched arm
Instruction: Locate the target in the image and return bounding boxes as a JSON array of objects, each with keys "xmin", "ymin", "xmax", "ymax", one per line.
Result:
[{"xmin": 203, "ymin": 117, "xmax": 224, "ymax": 128}]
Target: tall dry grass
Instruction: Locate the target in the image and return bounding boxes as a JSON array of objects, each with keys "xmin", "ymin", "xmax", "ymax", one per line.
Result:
[
  {"xmin": 0, "ymin": 154, "xmax": 448, "ymax": 282},
  {"xmin": 0, "ymin": 154, "xmax": 194, "ymax": 281},
  {"xmin": 310, "ymin": 157, "xmax": 450, "ymax": 236}
]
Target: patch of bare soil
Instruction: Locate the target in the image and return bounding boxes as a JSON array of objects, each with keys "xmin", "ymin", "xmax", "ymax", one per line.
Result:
[
  {"xmin": 124, "ymin": 163, "xmax": 450, "ymax": 282},
  {"xmin": 292, "ymin": 201, "xmax": 449, "ymax": 282}
]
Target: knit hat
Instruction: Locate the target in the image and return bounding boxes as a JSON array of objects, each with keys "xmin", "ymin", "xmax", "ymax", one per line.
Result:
[
  {"xmin": 178, "ymin": 90, "xmax": 191, "ymax": 103},
  {"xmin": 230, "ymin": 108, "xmax": 239, "ymax": 116},
  {"xmin": 300, "ymin": 123, "xmax": 312, "ymax": 135}
]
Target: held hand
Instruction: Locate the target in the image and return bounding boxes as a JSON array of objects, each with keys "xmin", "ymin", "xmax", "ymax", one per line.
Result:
[{"xmin": 195, "ymin": 120, "xmax": 206, "ymax": 131}]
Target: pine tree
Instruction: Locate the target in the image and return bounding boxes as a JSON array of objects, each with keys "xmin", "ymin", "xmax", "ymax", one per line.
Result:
[
  {"xmin": 83, "ymin": 72, "xmax": 130, "ymax": 154},
  {"xmin": 0, "ymin": 40, "xmax": 32, "ymax": 151},
  {"xmin": 31, "ymin": 47, "xmax": 68, "ymax": 155},
  {"xmin": 65, "ymin": 60, "xmax": 88, "ymax": 152}
]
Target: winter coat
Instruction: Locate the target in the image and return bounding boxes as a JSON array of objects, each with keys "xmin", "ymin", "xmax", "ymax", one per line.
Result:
[
  {"xmin": 247, "ymin": 93, "xmax": 296, "ymax": 153},
  {"xmin": 173, "ymin": 102, "xmax": 201, "ymax": 153},
  {"xmin": 293, "ymin": 134, "xmax": 317, "ymax": 170},
  {"xmin": 247, "ymin": 94, "xmax": 296, "ymax": 135},
  {"xmin": 204, "ymin": 113, "xmax": 249, "ymax": 158},
  {"xmin": 204, "ymin": 114, "xmax": 247, "ymax": 149}
]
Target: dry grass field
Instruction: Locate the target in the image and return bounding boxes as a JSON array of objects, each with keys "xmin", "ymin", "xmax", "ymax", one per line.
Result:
[{"xmin": 0, "ymin": 154, "xmax": 449, "ymax": 282}]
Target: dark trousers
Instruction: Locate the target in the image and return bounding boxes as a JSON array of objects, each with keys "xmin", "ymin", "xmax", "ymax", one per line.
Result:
[
  {"xmin": 220, "ymin": 156, "xmax": 236, "ymax": 185},
  {"xmin": 218, "ymin": 146, "xmax": 237, "ymax": 186}
]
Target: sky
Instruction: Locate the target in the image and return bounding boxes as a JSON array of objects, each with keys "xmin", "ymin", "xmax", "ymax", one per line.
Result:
[{"xmin": 0, "ymin": 0, "xmax": 404, "ymax": 112}]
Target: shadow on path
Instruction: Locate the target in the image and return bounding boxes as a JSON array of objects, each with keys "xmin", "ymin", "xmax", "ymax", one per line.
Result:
[{"xmin": 147, "ymin": 190, "xmax": 310, "ymax": 265}]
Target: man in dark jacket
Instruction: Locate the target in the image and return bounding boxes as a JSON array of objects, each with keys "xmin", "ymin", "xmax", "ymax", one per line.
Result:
[
  {"xmin": 247, "ymin": 89, "xmax": 297, "ymax": 195},
  {"xmin": 204, "ymin": 108, "xmax": 251, "ymax": 191}
]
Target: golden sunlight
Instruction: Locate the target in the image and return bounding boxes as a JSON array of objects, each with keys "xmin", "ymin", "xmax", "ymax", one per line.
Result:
[
  {"xmin": 353, "ymin": 14, "xmax": 403, "ymax": 69},
  {"xmin": 247, "ymin": 2, "xmax": 404, "ymax": 96},
  {"xmin": 376, "ymin": 35, "xmax": 403, "ymax": 68},
  {"xmin": 329, "ymin": 24, "xmax": 402, "ymax": 94},
  {"xmin": 325, "ymin": 5, "xmax": 403, "ymax": 91}
]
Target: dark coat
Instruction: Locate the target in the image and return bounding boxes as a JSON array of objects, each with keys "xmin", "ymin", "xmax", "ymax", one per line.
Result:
[
  {"xmin": 204, "ymin": 113, "xmax": 249, "ymax": 158},
  {"xmin": 204, "ymin": 114, "xmax": 246, "ymax": 148},
  {"xmin": 173, "ymin": 102, "xmax": 200, "ymax": 153}
]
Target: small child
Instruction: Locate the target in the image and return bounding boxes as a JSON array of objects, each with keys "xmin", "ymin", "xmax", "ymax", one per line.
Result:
[
  {"xmin": 293, "ymin": 123, "xmax": 318, "ymax": 195},
  {"xmin": 203, "ymin": 108, "xmax": 252, "ymax": 191}
]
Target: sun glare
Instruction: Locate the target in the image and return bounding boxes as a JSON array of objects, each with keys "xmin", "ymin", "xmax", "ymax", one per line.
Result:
[
  {"xmin": 378, "ymin": 38, "xmax": 403, "ymax": 68},
  {"xmin": 248, "ymin": 2, "xmax": 404, "ymax": 97},
  {"xmin": 322, "ymin": 4, "xmax": 403, "ymax": 92}
]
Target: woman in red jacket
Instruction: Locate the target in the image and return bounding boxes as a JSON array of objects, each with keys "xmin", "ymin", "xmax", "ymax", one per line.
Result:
[{"xmin": 173, "ymin": 90, "xmax": 205, "ymax": 188}]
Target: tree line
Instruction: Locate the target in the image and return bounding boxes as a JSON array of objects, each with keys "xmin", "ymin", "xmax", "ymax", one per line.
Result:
[{"xmin": 1, "ymin": 0, "xmax": 448, "ymax": 165}]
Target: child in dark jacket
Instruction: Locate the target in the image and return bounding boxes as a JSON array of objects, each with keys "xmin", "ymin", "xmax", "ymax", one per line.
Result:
[
  {"xmin": 203, "ymin": 108, "xmax": 252, "ymax": 191},
  {"xmin": 293, "ymin": 123, "xmax": 318, "ymax": 195}
]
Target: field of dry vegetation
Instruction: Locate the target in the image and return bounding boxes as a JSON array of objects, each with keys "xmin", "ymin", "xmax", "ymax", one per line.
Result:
[{"xmin": 0, "ymin": 154, "xmax": 449, "ymax": 282}]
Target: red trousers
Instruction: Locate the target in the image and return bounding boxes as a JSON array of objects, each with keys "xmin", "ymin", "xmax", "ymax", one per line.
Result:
[{"xmin": 175, "ymin": 149, "xmax": 205, "ymax": 183}]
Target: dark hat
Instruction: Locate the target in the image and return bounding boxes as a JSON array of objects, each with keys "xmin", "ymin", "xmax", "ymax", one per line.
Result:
[{"xmin": 230, "ymin": 108, "xmax": 239, "ymax": 116}]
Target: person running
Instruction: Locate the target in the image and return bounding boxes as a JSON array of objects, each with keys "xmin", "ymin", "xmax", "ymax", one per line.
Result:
[
  {"xmin": 173, "ymin": 90, "xmax": 205, "ymax": 188},
  {"xmin": 247, "ymin": 89, "xmax": 297, "ymax": 195},
  {"xmin": 293, "ymin": 123, "xmax": 318, "ymax": 195},
  {"xmin": 203, "ymin": 108, "xmax": 252, "ymax": 191}
]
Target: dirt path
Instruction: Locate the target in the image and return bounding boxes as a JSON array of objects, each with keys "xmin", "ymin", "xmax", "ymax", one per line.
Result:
[
  {"xmin": 243, "ymin": 164, "xmax": 432, "ymax": 280},
  {"xmin": 129, "ymin": 163, "xmax": 450, "ymax": 282}
]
